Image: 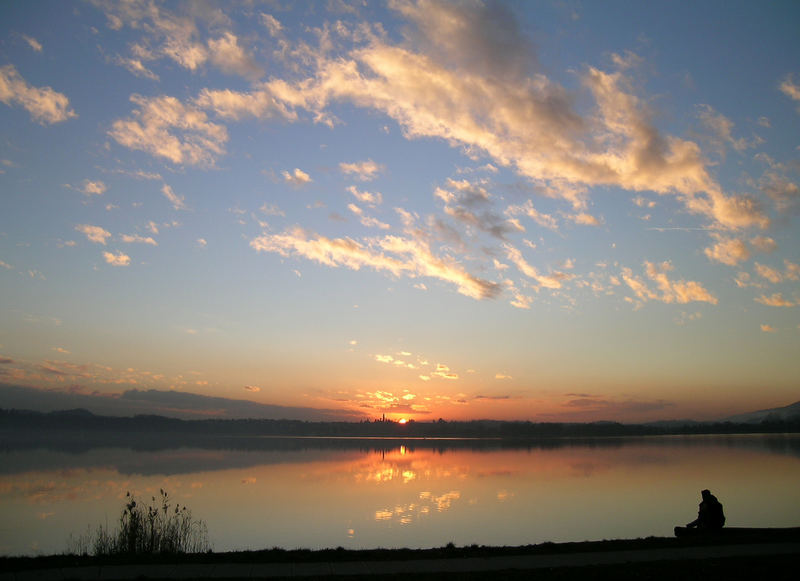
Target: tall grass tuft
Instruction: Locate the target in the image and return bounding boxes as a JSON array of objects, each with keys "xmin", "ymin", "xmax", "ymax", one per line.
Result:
[{"xmin": 67, "ymin": 489, "xmax": 210, "ymax": 556}]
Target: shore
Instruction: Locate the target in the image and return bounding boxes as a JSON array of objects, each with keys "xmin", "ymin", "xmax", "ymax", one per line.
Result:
[{"xmin": 3, "ymin": 534, "xmax": 799, "ymax": 580}]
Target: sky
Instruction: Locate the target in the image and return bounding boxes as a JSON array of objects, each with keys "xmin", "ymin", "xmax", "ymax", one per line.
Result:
[{"xmin": 1, "ymin": 0, "xmax": 799, "ymax": 423}]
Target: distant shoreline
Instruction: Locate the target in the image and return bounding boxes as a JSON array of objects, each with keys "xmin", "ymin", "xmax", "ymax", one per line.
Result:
[{"xmin": 3, "ymin": 407, "xmax": 800, "ymax": 440}]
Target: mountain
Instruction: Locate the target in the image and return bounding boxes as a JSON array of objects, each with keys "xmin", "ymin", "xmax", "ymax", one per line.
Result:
[
  {"xmin": 0, "ymin": 383, "xmax": 365, "ymax": 422},
  {"xmin": 723, "ymin": 401, "xmax": 800, "ymax": 424}
]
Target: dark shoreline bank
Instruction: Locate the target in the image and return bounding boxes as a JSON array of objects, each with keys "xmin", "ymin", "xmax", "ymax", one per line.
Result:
[{"xmin": 4, "ymin": 531, "xmax": 800, "ymax": 571}]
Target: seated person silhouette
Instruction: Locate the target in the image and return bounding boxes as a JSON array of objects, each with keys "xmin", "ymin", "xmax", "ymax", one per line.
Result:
[{"xmin": 686, "ymin": 489, "xmax": 725, "ymax": 530}]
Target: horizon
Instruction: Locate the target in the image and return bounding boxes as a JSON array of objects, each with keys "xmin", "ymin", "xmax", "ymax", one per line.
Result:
[
  {"xmin": 1, "ymin": 2, "xmax": 799, "ymax": 425},
  {"xmin": 2, "ymin": 383, "xmax": 798, "ymax": 425}
]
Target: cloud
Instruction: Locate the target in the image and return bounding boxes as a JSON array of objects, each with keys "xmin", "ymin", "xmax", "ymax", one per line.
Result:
[
  {"xmin": 505, "ymin": 199, "xmax": 558, "ymax": 230},
  {"xmin": 195, "ymin": 87, "xmax": 297, "ymax": 121},
  {"xmin": 243, "ymin": 385, "xmax": 261, "ymax": 392},
  {"xmin": 256, "ymin": 3, "xmax": 768, "ymax": 231},
  {"xmin": 759, "ymin": 168, "xmax": 799, "ymax": 212},
  {"xmin": 622, "ymin": 261, "xmax": 718, "ymax": 305},
  {"xmin": 97, "ymin": 1, "xmax": 209, "ymax": 71},
  {"xmin": 696, "ymin": 104, "xmax": 749, "ymax": 153},
  {"xmin": 503, "ymin": 243, "xmax": 573, "ymax": 290},
  {"xmin": 347, "ymin": 185, "xmax": 383, "ymax": 206},
  {"xmin": 562, "ymin": 396, "xmax": 674, "ymax": 414},
  {"xmin": 750, "ymin": 236, "xmax": 777, "ymax": 254},
  {"xmin": 785, "ymin": 260, "xmax": 800, "ymax": 281},
  {"xmin": 567, "ymin": 212, "xmax": 601, "ymax": 226},
  {"xmin": 755, "ymin": 293, "xmax": 795, "ymax": 307},
  {"xmin": 103, "ymin": 251, "xmax": 131, "ymax": 266},
  {"xmin": 114, "ymin": 55, "xmax": 159, "ymax": 81},
  {"xmin": 120, "ymin": 234, "xmax": 157, "ymax": 246},
  {"xmin": 81, "ymin": 180, "xmax": 107, "ymax": 196},
  {"xmin": 207, "ymin": 32, "xmax": 263, "ymax": 79},
  {"xmin": 348, "ymin": 203, "xmax": 390, "ymax": 229},
  {"xmin": 0, "ymin": 260, "xmax": 13, "ymax": 270},
  {"xmin": 0, "ymin": 64, "xmax": 76, "ymax": 124},
  {"xmin": 435, "ymin": 178, "xmax": 519, "ymax": 239},
  {"xmin": 703, "ymin": 236, "xmax": 749, "ymax": 266},
  {"xmin": 261, "ymin": 13, "xmax": 283, "ymax": 36},
  {"xmin": 76, "ymin": 224, "xmax": 112, "ymax": 245},
  {"xmin": 162, "ymin": 184, "xmax": 186, "ymax": 210},
  {"xmin": 754, "ymin": 262, "xmax": 783, "ymax": 284},
  {"xmin": 98, "ymin": 2, "xmax": 271, "ymax": 82},
  {"xmin": 282, "ymin": 168, "xmax": 312, "ymax": 186},
  {"xmin": 760, "ymin": 324, "xmax": 777, "ymax": 333},
  {"xmin": 250, "ymin": 226, "xmax": 500, "ymax": 300},
  {"xmin": 23, "ymin": 35, "xmax": 43, "ymax": 52},
  {"xmin": 779, "ymin": 74, "xmax": 800, "ymax": 106},
  {"xmin": 339, "ymin": 159, "xmax": 383, "ymax": 181},
  {"xmin": 109, "ymin": 94, "xmax": 227, "ymax": 166}
]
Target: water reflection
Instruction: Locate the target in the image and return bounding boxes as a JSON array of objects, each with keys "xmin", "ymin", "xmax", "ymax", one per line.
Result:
[{"xmin": 1, "ymin": 434, "xmax": 799, "ymax": 556}]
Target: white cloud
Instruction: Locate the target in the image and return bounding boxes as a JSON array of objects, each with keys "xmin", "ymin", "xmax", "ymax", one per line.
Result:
[
  {"xmin": 622, "ymin": 261, "xmax": 718, "ymax": 305},
  {"xmin": 503, "ymin": 243, "xmax": 573, "ymax": 290},
  {"xmin": 750, "ymin": 236, "xmax": 777, "ymax": 254},
  {"xmin": 97, "ymin": 1, "xmax": 208, "ymax": 70},
  {"xmin": 109, "ymin": 94, "xmax": 227, "ymax": 166},
  {"xmin": 195, "ymin": 87, "xmax": 297, "ymax": 122},
  {"xmin": 347, "ymin": 185, "xmax": 383, "ymax": 206},
  {"xmin": 696, "ymin": 104, "xmax": 749, "ymax": 153},
  {"xmin": 161, "ymin": 184, "xmax": 186, "ymax": 210},
  {"xmin": 82, "ymin": 180, "xmax": 107, "ymax": 196},
  {"xmin": 0, "ymin": 64, "xmax": 76, "ymax": 124},
  {"xmin": 755, "ymin": 293, "xmax": 795, "ymax": 307},
  {"xmin": 506, "ymin": 200, "xmax": 558, "ymax": 230},
  {"xmin": 251, "ymin": 226, "xmax": 500, "ymax": 300},
  {"xmin": 704, "ymin": 236, "xmax": 749, "ymax": 266},
  {"xmin": 261, "ymin": 14, "xmax": 283, "ymax": 36},
  {"xmin": 785, "ymin": 260, "xmax": 800, "ymax": 281},
  {"xmin": 754, "ymin": 262, "xmax": 783, "ymax": 284},
  {"xmin": 115, "ymin": 56, "xmax": 159, "ymax": 81},
  {"xmin": 257, "ymin": 4, "xmax": 769, "ymax": 231},
  {"xmin": 208, "ymin": 32, "xmax": 263, "ymax": 80},
  {"xmin": 339, "ymin": 159, "xmax": 383, "ymax": 181},
  {"xmin": 282, "ymin": 168, "xmax": 312, "ymax": 186},
  {"xmin": 76, "ymin": 224, "xmax": 112, "ymax": 245},
  {"xmin": 120, "ymin": 234, "xmax": 157, "ymax": 246},
  {"xmin": 779, "ymin": 74, "xmax": 800, "ymax": 105},
  {"xmin": 23, "ymin": 35, "xmax": 43, "ymax": 52},
  {"xmin": 103, "ymin": 251, "xmax": 131, "ymax": 266}
]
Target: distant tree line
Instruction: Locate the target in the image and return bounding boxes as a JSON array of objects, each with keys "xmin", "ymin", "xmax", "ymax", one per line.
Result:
[{"xmin": 2, "ymin": 407, "xmax": 799, "ymax": 439}]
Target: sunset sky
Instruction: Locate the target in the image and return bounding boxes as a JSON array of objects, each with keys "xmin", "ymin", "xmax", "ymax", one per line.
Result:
[{"xmin": 1, "ymin": 1, "xmax": 799, "ymax": 423}]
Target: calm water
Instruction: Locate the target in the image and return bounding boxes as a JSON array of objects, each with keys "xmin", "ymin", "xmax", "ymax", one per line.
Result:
[{"xmin": 2, "ymin": 434, "xmax": 799, "ymax": 556}]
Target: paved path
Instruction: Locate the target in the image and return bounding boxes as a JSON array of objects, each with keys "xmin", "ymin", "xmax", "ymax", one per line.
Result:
[{"xmin": 4, "ymin": 542, "xmax": 799, "ymax": 580}]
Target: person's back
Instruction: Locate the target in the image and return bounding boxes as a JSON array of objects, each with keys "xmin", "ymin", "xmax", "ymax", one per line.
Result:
[
  {"xmin": 687, "ymin": 489, "xmax": 725, "ymax": 529},
  {"xmin": 700, "ymin": 491, "xmax": 725, "ymax": 528}
]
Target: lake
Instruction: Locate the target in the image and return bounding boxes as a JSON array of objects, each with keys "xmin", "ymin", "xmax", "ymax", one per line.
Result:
[{"xmin": 1, "ymin": 434, "xmax": 799, "ymax": 556}]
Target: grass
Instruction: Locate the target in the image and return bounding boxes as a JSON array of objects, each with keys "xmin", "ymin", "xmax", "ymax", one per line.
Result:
[{"xmin": 65, "ymin": 489, "xmax": 210, "ymax": 556}]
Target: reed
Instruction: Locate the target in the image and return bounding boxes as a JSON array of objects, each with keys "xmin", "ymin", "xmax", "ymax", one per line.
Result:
[{"xmin": 67, "ymin": 489, "xmax": 210, "ymax": 555}]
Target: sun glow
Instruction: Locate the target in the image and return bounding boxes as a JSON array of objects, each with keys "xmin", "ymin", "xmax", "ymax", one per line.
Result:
[{"xmin": 398, "ymin": 418, "xmax": 408, "ymax": 424}]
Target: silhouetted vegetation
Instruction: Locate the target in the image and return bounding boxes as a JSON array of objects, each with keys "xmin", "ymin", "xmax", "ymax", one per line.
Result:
[
  {"xmin": 2, "ymin": 407, "xmax": 800, "ymax": 436},
  {"xmin": 67, "ymin": 490, "xmax": 209, "ymax": 556}
]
